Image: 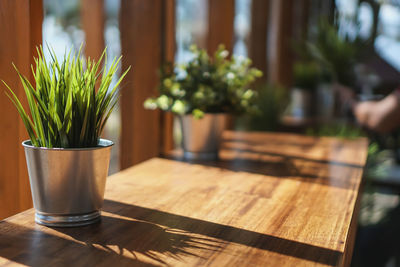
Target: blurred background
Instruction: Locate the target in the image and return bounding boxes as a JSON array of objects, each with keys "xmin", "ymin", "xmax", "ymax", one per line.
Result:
[
  {"xmin": 41, "ymin": 0, "xmax": 400, "ymax": 170},
  {"xmin": 2, "ymin": 0, "xmax": 400, "ymax": 265}
]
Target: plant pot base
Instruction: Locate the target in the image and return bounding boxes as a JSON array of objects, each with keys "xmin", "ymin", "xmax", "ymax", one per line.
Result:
[
  {"xmin": 180, "ymin": 114, "xmax": 228, "ymax": 161},
  {"xmin": 184, "ymin": 151, "xmax": 218, "ymax": 160},
  {"xmin": 35, "ymin": 210, "xmax": 101, "ymax": 227}
]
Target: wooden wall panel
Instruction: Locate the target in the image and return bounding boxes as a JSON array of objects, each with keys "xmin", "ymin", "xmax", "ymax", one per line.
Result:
[
  {"xmin": 267, "ymin": 0, "xmax": 294, "ymax": 86},
  {"xmin": 161, "ymin": 0, "xmax": 176, "ymax": 155},
  {"xmin": 20, "ymin": 0, "xmax": 43, "ymax": 221},
  {"xmin": 0, "ymin": 0, "xmax": 43, "ymax": 220},
  {"xmin": 29, "ymin": 0, "xmax": 44, "ymax": 64},
  {"xmin": 207, "ymin": 0, "xmax": 235, "ymax": 129},
  {"xmin": 249, "ymin": 0, "xmax": 270, "ymax": 84},
  {"xmin": 207, "ymin": 0, "xmax": 235, "ymax": 54},
  {"xmin": 292, "ymin": 0, "xmax": 309, "ymax": 42},
  {"xmin": 120, "ymin": 0, "xmax": 163, "ymax": 168},
  {"xmin": 81, "ymin": 0, "xmax": 105, "ymax": 60}
]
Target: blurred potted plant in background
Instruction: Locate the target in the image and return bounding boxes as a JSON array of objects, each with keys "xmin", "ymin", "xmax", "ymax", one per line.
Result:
[
  {"xmin": 287, "ymin": 61, "xmax": 321, "ymax": 119},
  {"xmin": 3, "ymin": 46, "xmax": 130, "ymax": 227},
  {"xmin": 306, "ymin": 19, "xmax": 369, "ymax": 117},
  {"xmin": 307, "ymin": 19, "xmax": 360, "ymax": 88},
  {"xmin": 236, "ymin": 83, "xmax": 288, "ymax": 132},
  {"xmin": 289, "ymin": 18, "xmax": 368, "ymax": 121},
  {"xmin": 145, "ymin": 44, "xmax": 262, "ymax": 159}
]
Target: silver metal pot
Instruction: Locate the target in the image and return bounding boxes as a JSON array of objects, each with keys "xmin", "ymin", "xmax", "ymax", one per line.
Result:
[
  {"xmin": 289, "ymin": 87, "xmax": 312, "ymax": 118},
  {"xmin": 179, "ymin": 113, "xmax": 228, "ymax": 160},
  {"xmin": 22, "ymin": 139, "xmax": 113, "ymax": 227}
]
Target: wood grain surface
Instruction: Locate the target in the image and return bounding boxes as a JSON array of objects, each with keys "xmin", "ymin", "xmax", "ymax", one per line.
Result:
[{"xmin": 0, "ymin": 131, "xmax": 368, "ymax": 266}]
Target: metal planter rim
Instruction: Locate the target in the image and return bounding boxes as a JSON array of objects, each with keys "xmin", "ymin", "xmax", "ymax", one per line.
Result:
[{"xmin": 22, "ymin": 139, "xmax": 114, "ymax": 151}]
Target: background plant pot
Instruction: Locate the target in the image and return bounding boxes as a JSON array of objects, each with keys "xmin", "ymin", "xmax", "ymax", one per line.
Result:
[
  {"xmin": 179, "ymin": 113, "xmax": 228, "ymax": 160},
  {"xmin": 286, "ymin": 87, "xmax": 313, "ymax": 118},
  {"xmin": 316, "ymin": 83, "xmax": 334, "ymax": 120},
  {"xmin": 22, "ymin": 139, "xmax": 113, "ymax": 227}
]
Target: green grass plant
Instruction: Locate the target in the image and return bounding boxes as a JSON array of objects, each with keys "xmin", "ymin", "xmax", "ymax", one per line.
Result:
[{"xmin": 3, "ymin": 46, "xmax": 130, "ymax": 148}]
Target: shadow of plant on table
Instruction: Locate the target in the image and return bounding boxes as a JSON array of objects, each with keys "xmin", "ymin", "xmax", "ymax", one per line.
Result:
[
  {"xmin": 54, "ymin": 215, "xmax": 225, "ymax": 266},
  {"xmin": 0, "ymin": 221, "xmax": 158, "ymax": 267},
  {"xmin": 165, "ymin": 131, "xmax": 363, "ymax": 190},
  {"xmin": 169, "ymin": 152, "xmax": 360, "ymax": 190},
  {"xmin": 100, "ymin": 199, "xmax": 343, "ymax": 266}
]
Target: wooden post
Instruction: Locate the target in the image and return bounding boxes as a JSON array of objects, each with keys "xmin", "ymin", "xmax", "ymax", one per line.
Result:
[
  {"xmin": 292, "ymin": 0, "xmax": 309, "ymax": 43},
  {"xmin": 207, "ymin": 0, "xmax": 235, "ymax": 128},
  {"xmin": 81, "ymin": 0, "xmax": 105, "ymax": 61},
  {"xmin": 207, "ymin": 0, "xmax": 235, "ymax": 54},
  {"xmin": 161, "ymin": 0, "xmax": 176, "ymax": 154},
  {"xmin": 30, "ymin": 0, "xmax": 44, "ymax": 65},
  {"xmin": 0, "ymin": 0, "xmax": 43, "ymax": 219},
  {"xmin": 267, "ymin": 0, "xmax": 294, "ymax": 86},
  {"xmin": 120, "ymin": 0, "xmax": 164, "ymax": 168},
  {"xmin": 249, "ymin": 0, "xmax": 270, "ymax": 83}
]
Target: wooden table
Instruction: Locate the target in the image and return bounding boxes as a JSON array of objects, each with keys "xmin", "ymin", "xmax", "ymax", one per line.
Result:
[{"xmin": 0, "ymin": 131, "xmax": 368, "ymax": 266}]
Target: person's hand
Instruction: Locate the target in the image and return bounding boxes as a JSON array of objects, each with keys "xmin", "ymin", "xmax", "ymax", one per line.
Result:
[
  {"xmin": 354, "ymin": 92, "xmax": 400, "ymax": 133},
  {"xmin": 354, "ymin": 101, "xmax": 376, "ymax": 128}
]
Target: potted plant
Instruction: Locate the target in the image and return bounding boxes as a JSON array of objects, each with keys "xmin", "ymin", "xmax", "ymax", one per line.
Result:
[
  {"xmin": 305, "ymin": 19, "xmax": 368, "ymax": 117},
  {"xmin": 3, "ymin": 46, "xmax": 129, "ymax": 227},
  {"xmin": 287, "ymin": 61, "xmax": 321, "ymax": 119},
  {"xmin": 144, "ymin": 45, "xmax": 262, "ymax": 159}
]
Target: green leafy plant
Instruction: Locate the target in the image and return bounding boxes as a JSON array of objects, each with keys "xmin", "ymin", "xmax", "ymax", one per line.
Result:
[
  {"xmin": 3, "ymin": 46, "xmax": 130, "ymax": 148},
  {"xmin": 236, "ymin": 83, "xmax": 288, "ymax": 132},
  {"xmin": 293, "ymin": 61, "xmax": 321, "ymax": 91},
  {"xmin": 144, "ymin": 44, "xmax": 262, "ymax": 118},
  {"xmin": 306, "ymin": 122, "xmax": 365, "ymax": 139},
  {"xmin": 306, "ymin": 19, "xmax": 365, "ymax": 87}
]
